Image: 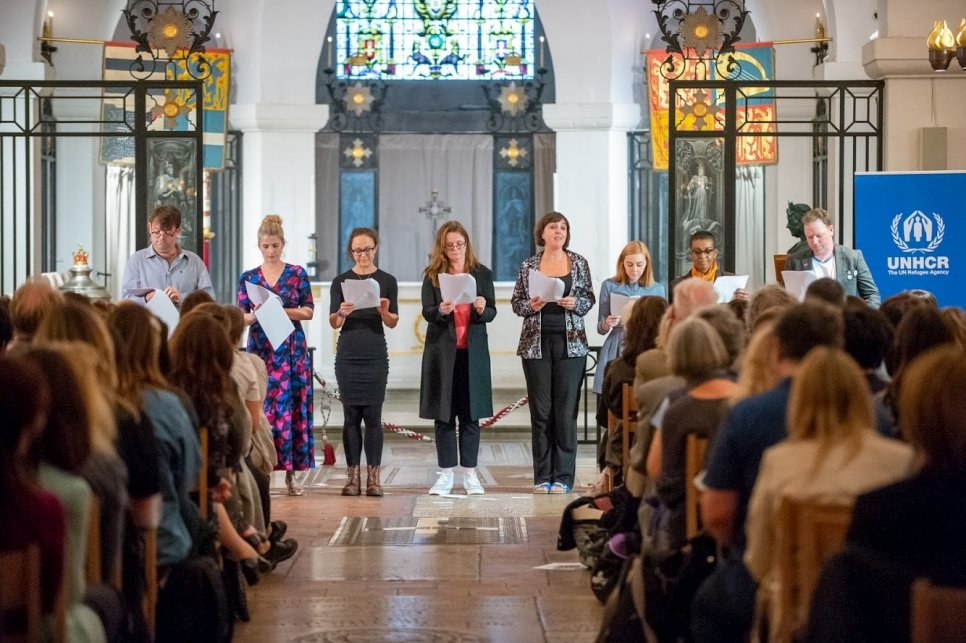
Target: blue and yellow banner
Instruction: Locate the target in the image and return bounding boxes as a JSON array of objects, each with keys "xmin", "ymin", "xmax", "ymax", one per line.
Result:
[
  {"xmin": 645, "ymin": 43, "xmax": 777, "ymax": 170},
  {"xmin": 101, "ymin": 42, "xmax": 231, "ymax": 170}
]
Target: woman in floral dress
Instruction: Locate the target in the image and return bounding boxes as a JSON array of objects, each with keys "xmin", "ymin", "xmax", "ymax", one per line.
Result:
[{"xmin": 237, "ymin": 215, "xmax": 315, "ymax": 495}]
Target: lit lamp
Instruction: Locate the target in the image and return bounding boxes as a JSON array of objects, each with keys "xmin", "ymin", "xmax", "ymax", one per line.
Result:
[
  {"xmin": 957, "ymin": 19, "xmax": 966, "ymax": 70},
  {"xmin": 651, "ymin": 0, "xmax": 750, "ymax": 80},
  {"xmin": 122, "ymin": 0, "xmax": 218, "ymax": 80},
  {"xmin": 927, "ymin": 20, "xmax": 956, "ymax": 71}
]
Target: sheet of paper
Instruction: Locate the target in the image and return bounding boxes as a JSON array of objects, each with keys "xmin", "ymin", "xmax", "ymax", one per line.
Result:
[
  {"xmin": 245, "ymin": 281, "xmax": 279, "ymax": 307},
  {"xmin": 144, "ymin": 289, "xmax": 179, "ymax": 337},
  {"xmin": 126, "ymin": 287, "xmax": 155, "ymax": 297},
  {"xmin": 782, "ymin": 270, "xmax": 818, "ymax": 302},
  {"xmin": 527, "ymin": 269, "xmax": 565, "ymax": 302},
  {"xmin": 439, "ymin": 273, "xmax": 477, "ymax": 305},
  {"xmin": 341, "ymin": 278, "xmax": 381, "ymax": 310},
  {"xmin": 532, "ymin": 562, "xmax": 588, "ymax": 571},
  {"xmin": 610, "ymin": 294, "xmax": 640, "ymax": 324},
  {"xmin": 254, "ymin": 295, "xmax": 295, "ymax": 351},
  {"xmin": 713, "ymin": 275, "xmax": 749, "ymax": 303}
]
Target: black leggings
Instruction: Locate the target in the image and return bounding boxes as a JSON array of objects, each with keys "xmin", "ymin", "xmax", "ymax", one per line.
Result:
[{"xmin": 342, "ymin": 403, "xmax": 384, "ymax": 466}]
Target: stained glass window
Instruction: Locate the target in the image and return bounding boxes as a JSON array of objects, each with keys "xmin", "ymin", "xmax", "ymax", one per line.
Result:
[{"xmin": 335, "ymin": 0, "xmax": 537, "ymax": 80}]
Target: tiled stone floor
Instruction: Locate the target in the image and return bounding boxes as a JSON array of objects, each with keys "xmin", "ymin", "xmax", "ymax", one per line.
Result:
[{"xmin": 234, "ymin": 425, "xmax": 605, "ymax": 642}]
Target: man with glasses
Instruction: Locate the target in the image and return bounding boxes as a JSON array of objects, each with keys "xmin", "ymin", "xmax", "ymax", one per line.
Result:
[
  {"xmin": 785, "ymin": 207, "xmax": 880, "ymax": 307},
  {"xmin": 122, "ymin": 205, "xmax": 213, "ymax": 305},
  {"xmin": 669, "ymin": 231, "xmax": 747, "ymax": 301}
]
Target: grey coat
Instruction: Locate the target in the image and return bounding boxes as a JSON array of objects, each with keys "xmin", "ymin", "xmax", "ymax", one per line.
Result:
[
  {"xmin": 785, "ymin": 243, "xmax": 881, "ymax": 307},
  {"xmin": 419, "ymin": 265, "xmax": 496, "ymax": 421}
]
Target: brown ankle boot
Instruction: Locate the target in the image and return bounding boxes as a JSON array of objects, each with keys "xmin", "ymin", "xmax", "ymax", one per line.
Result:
[
  {"xmin": 366, "ymin": 464, "xmax": 384, "ymax": 497},
  {"xmin": 341, "ymin": 465, "xmax": 361, "ymax": 496}
]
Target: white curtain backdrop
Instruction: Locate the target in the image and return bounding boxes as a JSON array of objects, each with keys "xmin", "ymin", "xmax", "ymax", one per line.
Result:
[
  {"xmin": 106, "ymin": 164, "xmax": 137, "ymax": 299},
  {"xmin": 377, "ymin": 134, "xmax": 493, "ymax": 282},
  {"xmin": 734, "ymin": 165, "xmax": 765, "ymax": 288}
]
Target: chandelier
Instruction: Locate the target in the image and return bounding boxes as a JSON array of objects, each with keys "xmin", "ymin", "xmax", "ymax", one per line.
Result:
[
  {"xmin": 927, "ymin": 19, "xmax": 966, "ymax": 72},
  {"xmin": 652, "ymin": 0, "xmax": 750, "ymax": 80},
  {"xmin": 122, "ymin": 0, "xmax": 219, "ymax": 80}
]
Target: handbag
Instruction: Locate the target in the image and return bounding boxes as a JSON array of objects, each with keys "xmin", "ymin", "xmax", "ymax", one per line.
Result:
[{"xmin": 248, "ymin": 420, "xmax": 277, "ymax": 476}]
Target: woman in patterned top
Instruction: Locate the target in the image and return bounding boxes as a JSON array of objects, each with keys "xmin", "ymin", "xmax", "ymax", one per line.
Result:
[
  {"xmin": 511, "ymin": 211, "xmax": 595, "ymax": 494},
  {"xmin": 237, "ymin": 215, "xmax": 315, "ymax": 496}
]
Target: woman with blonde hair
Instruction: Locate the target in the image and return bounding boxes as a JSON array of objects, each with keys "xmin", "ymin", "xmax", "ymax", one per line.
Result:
[
  {"xmin": 734, "ymin": 320, "xmax": 781, "ymax": 400},
  {"xmin": 237, "ymin": 214, "xmax": 315, "ymax": 496},
  {"xmin": 744, "ymin": 347, "xmax": 914, "ymax": 639},
  {"xmin": 593, "ymin": 241, "xmax": 665, "ymax": 397}
]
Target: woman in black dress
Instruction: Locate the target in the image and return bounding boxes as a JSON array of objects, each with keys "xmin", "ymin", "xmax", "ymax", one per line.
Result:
[
  {"xmin": 419, "ymin": 221, "xmax": 496, "ymax": 496},
  {"xmin": 329, "ymin": 228, "xmax": 399, "ymax": 497}
]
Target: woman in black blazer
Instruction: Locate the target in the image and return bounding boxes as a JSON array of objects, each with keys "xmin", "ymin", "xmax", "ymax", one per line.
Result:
[{"xmin": 419, "ymin": 221, "xmax": 497, "ymax": 496}]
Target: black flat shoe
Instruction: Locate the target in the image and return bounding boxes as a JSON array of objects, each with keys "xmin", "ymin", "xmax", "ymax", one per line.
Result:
[
  {"xmin": 263, "ymin": 538, "xmax": 299, "ymax": 570},
  {"xmin": 240, "ymin": 556, "xmax": 272, "ymax": 586},
  {"xmin": 269, "ymin": 520, "xmax": 288, "ymax": 543}
]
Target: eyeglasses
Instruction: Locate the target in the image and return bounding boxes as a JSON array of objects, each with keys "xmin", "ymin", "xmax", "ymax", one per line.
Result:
[
  {"xmin": 149, "ymin": 229, "xmax": 178, "ymax": 238},
  {"xmin": 444, "ymin": 241, "xmax": 466, "ymax": 250},
  {"xmin": 690, "ymin": 248, "xmax": 717, "ymax": 257},
  {"xmin": 351, "ymin": 246, "xmax": 376, "ymax": 256}
]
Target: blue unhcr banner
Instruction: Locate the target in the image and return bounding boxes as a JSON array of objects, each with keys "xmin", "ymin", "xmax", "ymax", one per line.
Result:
[{"xmin": 855, "ymin": 171, "xmax": 966, "ymax": 307}]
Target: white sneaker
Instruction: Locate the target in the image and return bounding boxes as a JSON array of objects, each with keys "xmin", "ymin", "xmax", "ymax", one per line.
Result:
[
  {"xmin": 463, "ymin": 470, "xmax": 485, "ymax": 495},
  {"xmin": 429, "ymin": 470, "xmax": 455, "ymax": 495}
]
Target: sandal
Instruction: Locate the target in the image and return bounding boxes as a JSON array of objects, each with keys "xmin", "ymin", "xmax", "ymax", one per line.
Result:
[{"xmin": 285, "ymin": 472, "xmax": 304, "ymax": 496}]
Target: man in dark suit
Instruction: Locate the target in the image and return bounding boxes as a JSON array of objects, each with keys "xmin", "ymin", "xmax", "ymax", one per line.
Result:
[
  {"xmin": 669, "ymin": 231, "xmax": 748, "ymax": 302},
  {"xmin": 784, "ymin": 207, "xmax": 881, "ymax": 307}
]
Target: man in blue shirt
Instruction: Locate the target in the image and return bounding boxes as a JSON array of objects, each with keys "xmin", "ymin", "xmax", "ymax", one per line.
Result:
[
  {"xmin": 691, "ymin": 303, "xmax": 845, "ymax": 642},
  {"xmin": 121, "ymin": 205, "xmax": 213, "ymax": 305}
]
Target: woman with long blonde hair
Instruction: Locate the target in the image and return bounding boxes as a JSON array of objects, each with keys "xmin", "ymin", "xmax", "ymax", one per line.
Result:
[
  {"xmin": 419, "ymin": 221, "xmax": 496, "ymax": 495},
  {"xmin": 744, "ymin": 347, "xmax": 914, "ymax": 638}
]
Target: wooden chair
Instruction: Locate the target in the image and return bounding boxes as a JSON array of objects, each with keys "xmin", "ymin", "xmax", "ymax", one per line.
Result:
[
  {"xmin": 0, "ymin": 544, "xmax": 43, "ymax": 643},
  {"xmin": 198, "ymin": 426, "xmax": 209, "ymax": 521},
  {"xmin": 620, "ymin": 383, "xmax": 638, "ymax": 483},
  {"xmin": 684, "ymin": 434, "xmax": 709, "ymax": 540},
  {"xmin": 85, "ymin": 496, "xmax": 102, "ymax": 586},
  {"xmin": 775, "ymin": 497, "xmax": 853, "ymax": 642},
  {"xmin": 142, "ymin": 527, "xmax": 158, "ymax": 636},
  {"xmin": 602, "ymin": 409, "xmax": 619, "ymax": 492},
  {"xmin": 911, "ymin": 579, "xmax": 966, "ymax": 643},
  {"xmin": 774, "ymin": 254, "xmax": 788, "ymax": 286}
]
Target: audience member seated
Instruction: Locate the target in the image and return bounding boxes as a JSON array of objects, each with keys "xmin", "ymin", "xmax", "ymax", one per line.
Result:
[
  {"xmin": 0, "ymin": 356, "xmax": 66, "ymax": 635},
  {"xmin": 744, "ymin": 347, "xmax": 914, "ymax": 639},
  {"xmin": 745, "ymin": 285, "xmax": 796, "ymax": 334},
  {"xmin": 806, "ymin": 345, "xmax": 966, "ymax": 643},
  {"xmin": 842, "ymin": 307, "xmax": 893, "ymax": 395},
  {"xmin": 179, "ymin": 289, "xmax": 215, "ymax": 317},
  {"xmin": 734, "ymin": 321, "xmax": 781, "ymax": 400},
  {"xmin": 692, "ymin": 303, "xmax": 844, "ymax": 643},
  {"xmin": 940, "ymin": 306, "xmax": 966, "ymax": 349},
  {"xmin": 6, "ymin": 282, "xmax": 62, "ymax": 354},
  {"xmin": 0, "ymin": 298, "xmax": 13, "ymax": 355},
  {"xmin": 804, "ymin": 277, "xmax": 846, "ymax": 307}
]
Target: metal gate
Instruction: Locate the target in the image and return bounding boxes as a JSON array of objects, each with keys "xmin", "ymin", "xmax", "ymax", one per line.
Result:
[{"xmin": 0, "ymin": 79, "xmax": 204, "ymax": 294}]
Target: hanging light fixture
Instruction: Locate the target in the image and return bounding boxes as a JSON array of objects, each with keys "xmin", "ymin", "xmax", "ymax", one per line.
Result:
[
  {"xmin": 122, "ymin": 0, "xmax": 219, "ymax": 80},
  {"xmin": 652, "ymin": 0, "xmax": 750, "ymax": 80},
  {"xmin": 927, "ymin": 18, "xmax": 966, "ymax": 71}
]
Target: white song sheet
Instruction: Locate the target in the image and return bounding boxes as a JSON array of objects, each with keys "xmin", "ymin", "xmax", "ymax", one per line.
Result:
[
  {"xmin": 245, "ymin": 281, "xmax": 295, "ymax": 351},
  {"xmin": 782, "ymin": 270, "xmax": 818, "ymax": 302},
  {"xmin": 527, "ymin": 269, "xmax": 565, "ymax": 302},
  {"xmin": 610, "ymin": 294, "xmax": 640, "ymax": 324},
  {"xmin": 713, "ymin": 275, "xmax": 749, "ymax": 303},
  {"xmin": 144, "ymin": 289, "xmax": 179, "ymax": 337},
  {"xmin": 439, "ymin": 273, "xmax": 477, "ymax": 305},
  {"xmin": 341, "ymin": 278, "xmax": 381, "ymax": 310}
]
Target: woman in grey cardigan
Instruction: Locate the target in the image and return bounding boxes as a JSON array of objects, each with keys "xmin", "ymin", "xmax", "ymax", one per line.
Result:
[
  {"xmin": 420, "ymin": 221, "xmax": 497, "ymax": 496},
  {"xmin": 511, "ymin": 211, "xmax": 595, "ymax": 494}
]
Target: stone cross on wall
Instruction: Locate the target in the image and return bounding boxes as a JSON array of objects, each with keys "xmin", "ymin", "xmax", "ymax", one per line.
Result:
[{"xmin": 418, "ymin": 189, "xmax": 452, "ymax": 244}]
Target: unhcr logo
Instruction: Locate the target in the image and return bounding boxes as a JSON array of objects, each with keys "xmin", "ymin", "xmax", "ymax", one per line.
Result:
[{"xmin": 887, "ymin": 210, "xmax": 949, "ymax": 274}]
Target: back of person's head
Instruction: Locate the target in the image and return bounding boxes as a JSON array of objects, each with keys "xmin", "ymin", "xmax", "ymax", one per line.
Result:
[
  {"xmin": 843, "ymin": 307, "xmax": 893, "ymax": 371},
  {"xmin": 622, "ymin": 296, "xmax": 669, "ymax": 365},
  {"xmin": 224, "ymin": 305, "xmax": 246, "ymax": 347},
  {"xmin": 672, "ymin": 279, "xmax": 717, "ymax": 320},
  {"xmin": 941, "ymin": 307, "xmax": 966, "ymax": 350},
  {"xmin": 22, "ymin": 346, "xmax": 92, "ymax": 474},
  {"xmin": 727, "ymin": 297, "xmax": 748, "ymax": 327},
  {"xmin": 9, "ymin": 282, "xmax": 62, "ymax": 339},
  {"xmin": 879, "ymin": 290, "xmax": 936, "ymax": 329},
  {"xmin": 169, "ymin": 311, "xmax": 235, "ymax": 426},
  {"xmin": 668, "ymin": 317, "xmax": 729, "ymax": 381},
  {"xmin": 746, "ymin": 284, "xmax": 797, "ymax": 333},
  {"xmin": 180, "ymin": 289, "xmax": 215, "ymax": 317},
  {"xmin": 736, "ymin": 321, "xmax": 780, "ymax": 399},
  {"xmin": 0, "ymin": 299, "xmax": 12, "ymax": 354},
  {"xmin": 695, "ymin": 304, "xmax": 745, "ymax": 367},
  {"xmin": 805, "ymin": 278, "xmax": 846, "ymax": 307},
  {"xmin": 788, "ymin": 347, "xmax": 872, "ymax": 464},
  {"xmin": 35, "ymin": 298, "xmax": 118, "ymax": 389},
  {"xmin": 108, "ymin": 302, "xmax": 167, "ymax": 401},
  {"xmin": 892, "ymin": 305, "xmax": 955, "ymax": 376},
  {"xmin": 898, "ymin": 345, "xmax": 966, "ymax": 473},
  {"xmin": 775, "ymin": 302, "xmax": 844, "ymax": 362},
  {"xmin": 0, "ymin": 355, "xmax": 50, "ymax": 488}
]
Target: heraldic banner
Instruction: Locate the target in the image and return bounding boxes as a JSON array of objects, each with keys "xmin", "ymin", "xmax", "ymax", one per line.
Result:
[
  {"xmin": 855, "ymin": 171, "xmax": 966, "ymax": 307},
  {"xmin": 101, "ymin": 42, "xmax": 231, "ymax": 170},
  {"xmin": 645, "ymin": 43, "xmax": 778, "ymax": 171}
]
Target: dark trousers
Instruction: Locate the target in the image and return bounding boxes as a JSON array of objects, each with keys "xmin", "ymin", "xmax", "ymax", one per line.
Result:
[
  {"xmin": 342, "ymin": 403, "xmax": 384, "ymax": 466},
  {"xmin": 690, "ymin": 553, "xmax": 757, "ymax": 643},
  {"xmin": 521, "ymin": 333, "xmax": 586, "ymax": 488},
  {"xmin": 245, "ymin": 455, "xmax": 271, "ymax": 528},
  {"xmin": 435, "ymin": 349, "xmax": 480, "ymax": 468}
]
